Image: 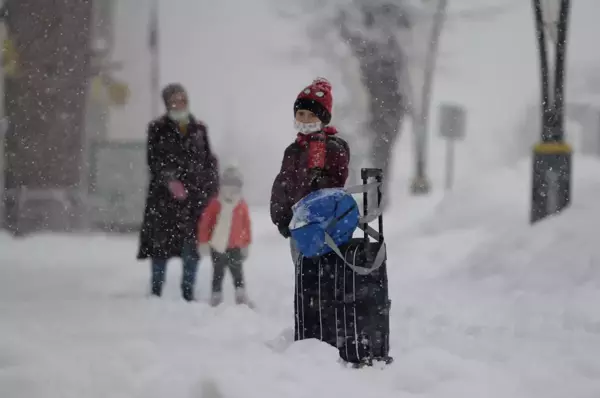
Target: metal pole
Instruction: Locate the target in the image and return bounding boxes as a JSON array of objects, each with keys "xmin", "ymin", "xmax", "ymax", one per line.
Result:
[
  {"xmin": 444, "ymin": 139, "xmax": 454, "ymax": 191},
  {"xmin": 530, "ymin": 0, "xmax": 572, "ymax": 224},
  {"xmin": 149, "ymin": 0, "xmax": 160, "ymax": 118},
  {"xmin": 0, "ymin": 14, "xmax": 5, "ymax": 229},
  {"xmin": 532, "ymin": 0, "xmax": 552, "ymax": 142},
  {"xmin": 552, "ymin": 0, "xmax": 569, "ymax": 141},
  {"xmin": 0, "ymin": 121, "xmax": 4, "ymax": 229}
]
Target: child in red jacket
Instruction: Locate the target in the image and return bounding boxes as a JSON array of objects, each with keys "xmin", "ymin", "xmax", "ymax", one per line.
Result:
[{"xmin": 198, "ymin": 166, "xmax": 253, "ymax": 307}]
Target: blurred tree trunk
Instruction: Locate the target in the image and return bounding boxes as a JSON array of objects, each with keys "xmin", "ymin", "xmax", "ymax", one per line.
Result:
[
  {"xmin": 338, "ymin": 3, "xmax": 410, "ymax": 207},
  {"xmin": 3, "ymin": 0, "xmax": 93, "ymax": 234},
  {"xmin": 410, "ymin": 0, "xmax": 448, "ymax": 195}
]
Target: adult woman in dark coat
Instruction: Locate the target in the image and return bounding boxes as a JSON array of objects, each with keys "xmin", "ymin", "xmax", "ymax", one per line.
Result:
[{"xmin": 138, "ymin": 83, "xmax": 219, "ymax": 301}]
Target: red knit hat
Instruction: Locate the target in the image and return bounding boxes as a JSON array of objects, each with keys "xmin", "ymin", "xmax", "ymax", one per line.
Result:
[{"xmin": 294, "ymin": 78, "xmax": 333, "ymax": 125}]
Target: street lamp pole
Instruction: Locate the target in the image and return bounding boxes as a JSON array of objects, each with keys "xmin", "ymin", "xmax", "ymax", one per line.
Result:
[
  {"xmin": 530, "ymin": 0, "xmax": 572, "ymax": 224},
  {"xmin": 149, "ymin": 0, "xmax": 160, "ymax": 119}
]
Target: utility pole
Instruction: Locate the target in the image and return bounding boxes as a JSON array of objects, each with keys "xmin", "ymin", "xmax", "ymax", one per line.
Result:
[
  {"xmin": 149, "ymin": 0, "xmax": 161, "ymax": 118},
  {"xmin": 2, "ymin": 0, "xmax": 93, "ymax": 234},
  {"xmin": 0, "ymin": 3, "xmax": 7, "ymax": 229},
  {"xmin": 530, "ymin": 0, "xmax": 572, "ymax": 224}
]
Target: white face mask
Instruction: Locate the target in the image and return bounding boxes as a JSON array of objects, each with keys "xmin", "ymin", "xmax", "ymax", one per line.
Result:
[
  {"xmin": 221, "ymin": 185, "xmax": 241, "ymax": 202},
  {"xmin": 294, "ymin": 120, "xmax": 322, "ymax": 134},
  {"xmin": 168, "ymin": 109, "xmax": 190, "ymax": 123}
]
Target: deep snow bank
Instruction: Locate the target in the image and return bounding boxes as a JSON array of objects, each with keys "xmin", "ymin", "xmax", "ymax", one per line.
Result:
[
  {"xmin": 449, "ymin": 156, "xmax": 600, "ymax": 328},
  {"xmin": 407, "ymin": 156, "xmax": 600, "ymax": 233},
  {"xmin": 2, "ymin": 158, "xmax": 600, "ymax": 398},
  {"xmin": 388, "ymin": 156, "xmax": 600, "ymax": 284},
  {"xmin": 460, "ymin": 159, "xmax": 600, "ymax": 293},
  {"xmin": 384, "ymin": 157, "xmax": 600, "ymax": 398}
]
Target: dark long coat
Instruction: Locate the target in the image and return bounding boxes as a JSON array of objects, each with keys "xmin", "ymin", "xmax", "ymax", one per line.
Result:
[{"xmin": 137, "ymin": 115, "xmax": 219, "ymax": 260}]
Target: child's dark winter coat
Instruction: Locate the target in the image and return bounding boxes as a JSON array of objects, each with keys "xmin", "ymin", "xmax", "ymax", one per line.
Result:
[
  {"xmin": 270, "ymin": 78, "xmax": 350, "ymax": 235},
  {"xmin": 270, "ymin": 126, "xmax": 349, "ymax": 234}
]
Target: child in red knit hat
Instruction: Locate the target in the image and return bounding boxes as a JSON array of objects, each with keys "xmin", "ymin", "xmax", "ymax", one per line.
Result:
[
  {"xmin": 270, "ymin": 78, "xmax": 351, "ymax": 345},
  {"xmin": 270, "ymin": 77, "xmax": 350, "ymax": 239}
]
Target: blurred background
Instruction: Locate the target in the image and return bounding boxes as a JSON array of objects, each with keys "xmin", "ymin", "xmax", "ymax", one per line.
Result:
[{"xmin": 1, "ymin": 0, "xmax": 600, "ymax": 235}]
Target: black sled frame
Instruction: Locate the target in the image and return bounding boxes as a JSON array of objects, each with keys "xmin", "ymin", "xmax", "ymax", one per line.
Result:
[{"xmin": 337, "ymin": 168, "xmax": 393, "ymax": 368}]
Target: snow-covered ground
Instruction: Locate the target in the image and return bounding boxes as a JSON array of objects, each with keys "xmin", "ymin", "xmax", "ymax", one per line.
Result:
[
  {"xmin": 2, "ymin": 156, "xmax": 600, "ymax": 398},
  {"xmin": 2, "ymin": 0, "xmax": 600, "ymax": 396}
]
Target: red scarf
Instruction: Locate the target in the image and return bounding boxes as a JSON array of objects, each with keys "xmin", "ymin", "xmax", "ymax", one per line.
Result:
[
  {"xmin": 295, "ymin": 127, "xmax": 338, "ymax": 169},
  {"xmin": 295, "ymin": 126, "xmax": 338, "ymax": 146}
]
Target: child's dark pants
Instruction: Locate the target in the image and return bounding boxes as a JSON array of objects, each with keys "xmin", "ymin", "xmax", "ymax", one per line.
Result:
[{"xmin": 211, "ymin": 248, "xmax": 245, "ymax": 293}]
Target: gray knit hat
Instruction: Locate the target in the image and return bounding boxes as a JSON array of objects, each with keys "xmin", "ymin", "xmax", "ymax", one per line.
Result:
[
  {"xmin": 161, "ymin": 83, "xmax": 187, "ymax": 105},
  {"xmin": 222, "ymin": 166, "xmax": 243, "ymax": 188}
]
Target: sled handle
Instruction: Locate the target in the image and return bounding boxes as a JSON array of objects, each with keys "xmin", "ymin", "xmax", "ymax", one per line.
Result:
[
  {"xmin": 360, "ymin": 168, "xmax": 384, "ymax": 243},
  {"xmin": 361, "ymin": 168, "xmax": 383, "ymax": 180},
  {"xmin": 325, "ymin": 232, "xmax": 387, "ymax": 276},
  {"xmin": 376, "ymin": 173, "xmax": 383, "ymax": 242},
  {"xmin": 362, "ymin": 179, "xmax": 368, "ymax": 242}
]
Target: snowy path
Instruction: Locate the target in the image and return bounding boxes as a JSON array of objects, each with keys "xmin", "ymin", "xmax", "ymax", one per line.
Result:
[{"xmin": 1, "ymin": 171, "xmax": 600, "ymax": 398}]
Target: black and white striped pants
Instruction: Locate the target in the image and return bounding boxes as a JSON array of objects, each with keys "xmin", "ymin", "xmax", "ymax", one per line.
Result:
[{"xmin": 293, "ymin": 252, "xmax": 338, "ymax": 348}]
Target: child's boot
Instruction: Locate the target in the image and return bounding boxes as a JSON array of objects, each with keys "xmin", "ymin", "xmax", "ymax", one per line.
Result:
[
  {"xmin": 235, "ymin": 287, "xmax": 255, "ymax": 309},
  {"xmin": 210, "ymin": 291, "xmax": 223, "ymax": 307}
]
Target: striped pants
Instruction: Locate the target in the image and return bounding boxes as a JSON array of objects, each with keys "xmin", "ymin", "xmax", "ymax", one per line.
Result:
[
  {"xmin": 292, "ymin": 240, "xmax": 338, "ymax": 347},
  {"xmin": 291, "ymin": 239, "xmax": 392, "ymax": 365}
]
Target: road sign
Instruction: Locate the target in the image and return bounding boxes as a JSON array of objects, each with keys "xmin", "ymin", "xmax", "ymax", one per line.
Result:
[{"xmin": 438, "ymin": 102, "xmax": 467, "ymax": 140}]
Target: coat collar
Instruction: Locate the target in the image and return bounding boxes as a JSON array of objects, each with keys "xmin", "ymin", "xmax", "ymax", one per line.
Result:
[
  {"xmin": 162, "ymin": 113, "xmax": 198, "ymax": 127},
  {"xmin": 295, "ymin": 126, "xmax": 338, "ymax": 146},
  {"xmin": 160, "ymin": 114, "xmax": 204, "ymax": 138}
]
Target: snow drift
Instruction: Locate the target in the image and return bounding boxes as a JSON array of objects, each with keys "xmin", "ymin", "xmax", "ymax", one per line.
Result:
[{"xmin": 1, "ymin": 158, "xmax": 600, "ymax": 397}]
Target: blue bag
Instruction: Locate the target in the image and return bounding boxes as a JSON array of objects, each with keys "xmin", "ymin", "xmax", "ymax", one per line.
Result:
[{"xmin": 289, "ymin": 188, "xmax": 360, "ymax": 258}]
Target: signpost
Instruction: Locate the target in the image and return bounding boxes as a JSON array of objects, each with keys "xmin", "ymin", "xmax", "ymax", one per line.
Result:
[
  {"xmin": 438, "ymin": 102, "xmax": 467, "ymax": 191},
  {"xmin": 149, "ymin": 0, "xmax": 160, "ymax": 118}
]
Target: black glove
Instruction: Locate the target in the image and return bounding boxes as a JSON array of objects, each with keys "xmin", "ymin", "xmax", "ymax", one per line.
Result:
[
  {"xmin": 309, "ymin": 167, "xmax": 326, "ymax": 188},
  {"xmin": 278, "ymin": 224, "xmax": 291, "ymax": 239}
]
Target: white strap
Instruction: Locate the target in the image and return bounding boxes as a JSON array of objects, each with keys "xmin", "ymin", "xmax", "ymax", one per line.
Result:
[
  {"xmin": 344, "ymin": 181, "xmax": 383, "ymax": 223},
  {"xmin": 361, "ymin": 224, "xmax": 381, "ymax": 241},
  {"xmin": 359, "ymin": 207, "xmax": 382, "ymax": 224},
  {"xmin": 318, "ymin": 180, "xmax": 386, "ymax": 275},
  {"xmin": 344, "ymin": 181, "xmax": 381, "ymax": 194},
  {"xmin": 293, "ymin": 179, "xmax": 384, "ymax": 275},
  {"xmin": 324, "ymin": 232, "xmax": 387, "ymax": 276}
]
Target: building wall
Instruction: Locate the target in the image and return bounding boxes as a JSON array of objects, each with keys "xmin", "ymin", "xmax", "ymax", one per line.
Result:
[{"xmin": 108, "ymin": 1, "xmax": 154, "ymax": 141}]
